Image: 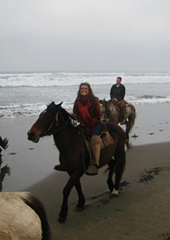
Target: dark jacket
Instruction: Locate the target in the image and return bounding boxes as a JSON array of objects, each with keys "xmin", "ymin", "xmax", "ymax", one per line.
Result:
[{"xmin": 110, "ymin": 84, "xmax": 125, "ymax": 101}]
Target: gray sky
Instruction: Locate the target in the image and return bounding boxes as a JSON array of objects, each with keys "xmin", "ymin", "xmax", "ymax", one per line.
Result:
[{"xmin": 0, "ymin": 0, "xmax": 170, "ymax": 72}]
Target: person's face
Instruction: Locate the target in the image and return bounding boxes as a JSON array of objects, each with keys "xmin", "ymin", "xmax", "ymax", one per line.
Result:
[
  {"xmin": 116, "ymin": 78, "xmax": 121, "ymax": 85},
  {"xmin": 80, "ymin": 84, "xmax": 89, "ymax": 96}
]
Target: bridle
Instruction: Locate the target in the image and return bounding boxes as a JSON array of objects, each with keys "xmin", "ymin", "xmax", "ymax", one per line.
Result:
[
  {"xmin": 40, "ymin": 106, "xmax": 72, "ymax": 136},
  {"xmin": 43, "ymin": 111, "xmax": 71, "ymax": 135},
  {"xmin": 43, "ymin": 119, "xmax": 55, "ymax": 135},
  {"xmin": 54, "ymin": 111, "xmax": 71, "ymax": 134}
]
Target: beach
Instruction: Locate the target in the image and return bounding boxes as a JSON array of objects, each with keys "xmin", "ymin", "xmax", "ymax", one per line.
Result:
[{"xmin": 1, "ymin": 103, "xmax": 170, "ymax": 240}]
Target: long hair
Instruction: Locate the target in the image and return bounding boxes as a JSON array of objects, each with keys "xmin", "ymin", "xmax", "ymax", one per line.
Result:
[{"xmin": 77, "ymin": 82, "xmax": 95, "ymax": 101}]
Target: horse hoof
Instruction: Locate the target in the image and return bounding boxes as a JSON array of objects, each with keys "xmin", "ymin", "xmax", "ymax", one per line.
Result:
[
  {"xmin": 76, "ymin": 205, "xmax": 85, "ymax": 212},
  {"xmin": 58, "ymin": 216, "xmax": 67, "ymax": 223},
  {"xmin": 110, "ymin": 193, "xmax": 118, "ymax": 199}
]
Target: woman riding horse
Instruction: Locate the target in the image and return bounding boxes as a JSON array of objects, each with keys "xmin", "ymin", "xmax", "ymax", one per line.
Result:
[
  {"xmin": 27, "ymin": 101, "xmax": 126, "ymax": 222},
  {"xmin": 55, "ymin": 82, "xmax": 102, "ymax": 176}
]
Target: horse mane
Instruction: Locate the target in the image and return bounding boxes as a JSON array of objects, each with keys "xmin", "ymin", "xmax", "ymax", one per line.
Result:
[
  {"xmin": 101, "ymin": 99, "xmax": 113, "ymax": 117},
  {"xmin": 60, "ymin": 107, "xmax": 71, "ymax": 122},
  {"xmin": 105, "ymin": 101, "xmax": 112, "ymax": 116}
]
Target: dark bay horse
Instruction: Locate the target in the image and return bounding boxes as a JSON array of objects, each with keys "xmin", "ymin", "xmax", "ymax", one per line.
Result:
[
  {"xmin": 27, "ymin": 101, "xmax": 126, "ymax": 223},
  {"xmin": 100, "ymin": 99, "xmax": 136, "ymax": 141}
]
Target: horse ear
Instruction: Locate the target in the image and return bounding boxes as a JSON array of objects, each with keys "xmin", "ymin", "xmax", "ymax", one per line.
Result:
[
  {"xmin": 55, "ymin": 102, "xmax": 63, "ymax": 113},
  {"xmin": 55, "ymin": 102, "xmax": 63, "ymax": 109},
  {"xmin": 58, "ymin": 101, "xmax": 63, "ymax": 107},
  {"xmin": 48, "ymin": 101, "xmax": 56, "ymax": 109}
]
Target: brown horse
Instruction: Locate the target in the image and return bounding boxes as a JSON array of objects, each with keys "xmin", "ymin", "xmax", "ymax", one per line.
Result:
[
  {"xmin": 27, "ymin": 101, "xmax": 126, "ymax": 223},
  {"xmin": 0, "ymin": 192, "xmax": 51, "ymax": 240},
  {"xmin": 100, "ymin": 99, "xmax": 136, "ymax": 141}
]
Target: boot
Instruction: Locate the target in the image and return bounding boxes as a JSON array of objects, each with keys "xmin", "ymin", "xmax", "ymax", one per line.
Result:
[
  {"xmin": 85, "ymin": 135, "xmax": 101, "ymax": 176},
  {"xmin": 119, "ymin": 107, "xmax": 127, "ymax": 124},
  {"xmin": 54, "ymin": 164, "xmax": 66, "ymax": 171}
]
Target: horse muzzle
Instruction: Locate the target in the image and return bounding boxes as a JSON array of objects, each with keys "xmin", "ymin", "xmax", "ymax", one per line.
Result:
[{"xmin": 27, "ymin": 131, "xmax": 40, "ymax": 143}]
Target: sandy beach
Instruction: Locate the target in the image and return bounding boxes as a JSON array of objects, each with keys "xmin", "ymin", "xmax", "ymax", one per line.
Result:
[{"xmin": 1, "ymin": 103, "xmax": 170, "ymax": 240}]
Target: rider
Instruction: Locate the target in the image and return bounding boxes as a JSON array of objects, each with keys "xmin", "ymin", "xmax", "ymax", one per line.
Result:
[
  {"xmin": 54, "ymin": 82, "xmax": 102, "ymax": 176},
  {"xmin": 72, "ymin": 82, "xmax": 102, "ymax": 175},
  {"xmin": 110, "ymin": 76, "xmax": 127, "ymax": 123}
]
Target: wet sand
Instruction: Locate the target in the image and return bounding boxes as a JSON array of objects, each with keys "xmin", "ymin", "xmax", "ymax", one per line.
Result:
[
  {"xmin": 23, "ymin": 142, "xmax": 170, "ymax": 240},
  {"xmin": 1, "ymin": 103, "xmax": 170, "ymax": 239}
]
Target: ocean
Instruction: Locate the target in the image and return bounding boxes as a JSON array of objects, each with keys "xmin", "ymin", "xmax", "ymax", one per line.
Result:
[{"xmin": 1, "ymin": 71, "xmax": 170, "ymax": 119}]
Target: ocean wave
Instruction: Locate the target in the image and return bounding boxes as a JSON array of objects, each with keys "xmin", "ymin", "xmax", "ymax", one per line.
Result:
[
  {"xmin": 0, "ymin": 72, "xmax": 170, "ymax": 87},
  {"xmin": 127, "ymin": 95, "xmax": 170, "ymax": 105},
  {"xmin": 0, "ymin": 103, "xmax": 47, "ymax": 119},
  {"xmin": 1, "ymin": 96, "xmax": 170, "ymax": 119},
  {"xmin": 0, "ymin": 101, "xmax": 73, "ymax": 119},
  {"xmin": 1, "ymin": 71, "xmax": 170, "ymax": 119},
  {"xmin": 140, "ymin": 95, "xmax": 165, "ymax": 99}
]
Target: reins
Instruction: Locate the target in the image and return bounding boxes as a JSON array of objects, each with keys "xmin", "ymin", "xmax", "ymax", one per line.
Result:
[
  {"xmin": 44, "ymin": 120, "xmax": 55, "ymax": 135},
  {"xmin": 43, "ymin": 112, "xmax": 71, "ymax": 135},
  {"xmin": 55, "ymin": 116, "xmax": 71, "ymax": 134}
]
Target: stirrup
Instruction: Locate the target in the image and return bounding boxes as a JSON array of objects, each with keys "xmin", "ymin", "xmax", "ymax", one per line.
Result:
[{"xmin": 54, "ymin": 164, "xmax": 66, "ymax": 171}]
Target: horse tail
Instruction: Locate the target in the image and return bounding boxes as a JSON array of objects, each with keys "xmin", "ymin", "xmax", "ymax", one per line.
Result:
[
  {"xmin": 127, "ymin": 104, "xmax": 136, "ymax": 134},
  {"xmin": 21, "ymin": 192, "xmax": 51, "ymax": 240}
]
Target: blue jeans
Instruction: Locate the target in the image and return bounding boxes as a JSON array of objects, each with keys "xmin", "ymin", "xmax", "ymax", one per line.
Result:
[{"xmin": 91, "ymin": 123, "xmax": 103, "ymax": 136}]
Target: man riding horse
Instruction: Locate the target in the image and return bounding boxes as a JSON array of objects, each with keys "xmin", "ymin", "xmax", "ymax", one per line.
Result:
[{"xmin": 110, "ymin": 76, "xmax": 127, "ymax": 124}]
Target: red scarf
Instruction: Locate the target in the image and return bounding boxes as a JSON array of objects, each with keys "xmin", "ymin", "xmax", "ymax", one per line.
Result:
[{"xmin": 77, "ymin": 95, "xmax": 97, "ymax": 131}]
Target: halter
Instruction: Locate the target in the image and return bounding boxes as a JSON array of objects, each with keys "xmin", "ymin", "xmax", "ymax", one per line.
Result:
[
  {"xmin": 43, "ymin": 119, "xmax": 56, "ymax": 135},
  {"xmin": 53, "ymin": 111, "xmax": 71, "ymax": 134},
  {"xmin": 43, "ymin": 108, "xmax": 71, "ymax": 135}
]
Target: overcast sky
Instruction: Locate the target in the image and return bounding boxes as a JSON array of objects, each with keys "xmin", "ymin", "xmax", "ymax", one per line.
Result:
[{"xmin": 0, "ymin": 0, "xmax": 170, "ymax": 72}]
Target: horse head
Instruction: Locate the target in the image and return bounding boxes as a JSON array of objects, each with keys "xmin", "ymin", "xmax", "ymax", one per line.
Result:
[
  {"xmin": 99, "ymin": 99, "xmax": 110, "ymax": 122},
  {"xmin": 27, "ymin": 101, "xmax": 65, "ymax": 143}
]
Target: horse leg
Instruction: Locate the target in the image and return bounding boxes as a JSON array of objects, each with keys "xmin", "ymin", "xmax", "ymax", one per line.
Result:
[
  {"xmin": 112, "ymin": 150, "xmax": 126, "ymax": 197},
  {"xmin": 58, "ymin": 171, "xmax": 83, "ymax": 223},
  {"xmin": 107, "ymin": 158, "xmax": 116, "ymax": 192},
  {"xmin": 75, "ymin": 180, "xmax": 85, "ymax": 211},
  {"xmin": 125, "ymin": 122, "xmax": 129, "ymax": 141},
  {"xmin": 125, "ymin": 122, "xmax": 130, "ymax": 148}
]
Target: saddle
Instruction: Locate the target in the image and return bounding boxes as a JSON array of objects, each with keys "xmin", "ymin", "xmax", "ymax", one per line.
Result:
[
  {"xmin": 77, "ymin": 124, "xmax": 114, "ymax": 151},
  {"xmin": 99, "ymin": 131, "xmax": 115, "ymax": 149},
  {"xmin": 112, "ymin": 99, "xmax": 128, "ymax": 123}
]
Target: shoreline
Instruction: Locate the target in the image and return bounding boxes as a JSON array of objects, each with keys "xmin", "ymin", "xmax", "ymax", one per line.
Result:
[{"xmin": 1, "ymin": 103, "xmax": 170, "ymax": 239}]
